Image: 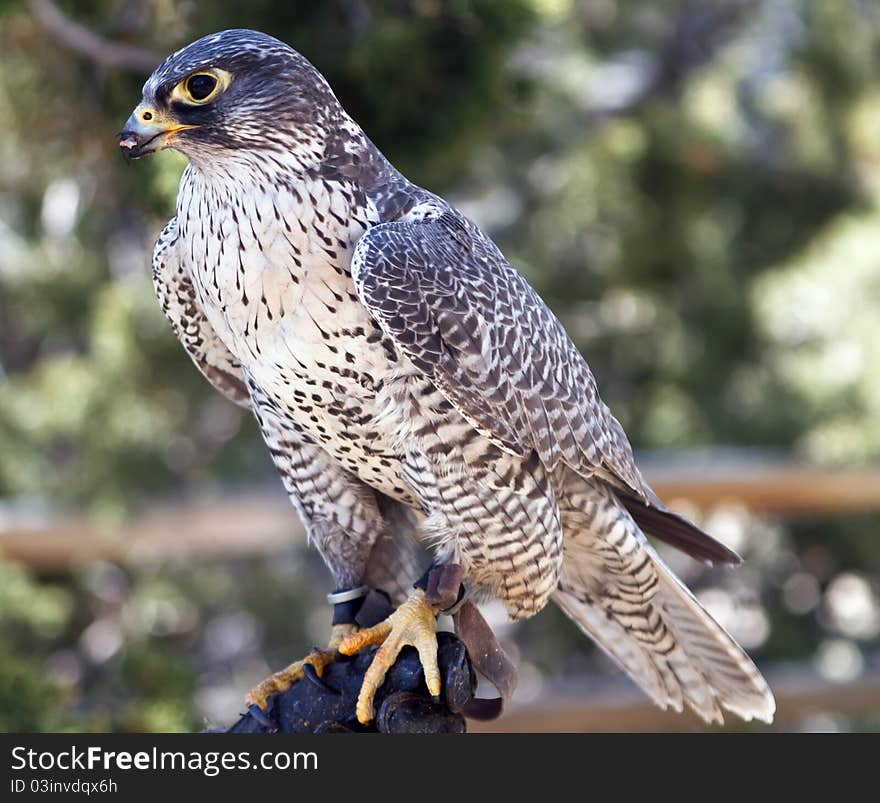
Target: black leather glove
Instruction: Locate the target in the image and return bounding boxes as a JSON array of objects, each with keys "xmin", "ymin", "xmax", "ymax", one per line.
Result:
[{"xmin": 220, "ymin": 631, "xmax": 476, "ymax": 734}]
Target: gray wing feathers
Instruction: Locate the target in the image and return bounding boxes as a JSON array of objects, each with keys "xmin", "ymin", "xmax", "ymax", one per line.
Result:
[
  {"xmin": 351, "ymin": 209, "xmax": 648, "ymax": 497},
  {"xmin": 152, "ymin": 217, "xmax": 250, "ymax": 407}
]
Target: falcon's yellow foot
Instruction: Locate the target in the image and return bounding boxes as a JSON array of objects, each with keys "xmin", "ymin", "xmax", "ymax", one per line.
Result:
[
  {"xmin": 337, "ymin": 588, "xmax": 440, "ymax": 724},
  {"xmin": 245, "ymin": 623, "xmax": 356, "ymax": 711}
]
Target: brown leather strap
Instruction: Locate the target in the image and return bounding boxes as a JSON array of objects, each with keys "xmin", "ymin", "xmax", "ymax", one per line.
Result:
[
  {"xmin": 423, "ymin": 563, "xmax": 464, "ymax": 611},
  {"xmin": 421, "ymin": 564, "xmax": 517, "ymax": 720},
  {"xmin": 452, "ymin": 600, "xmax": 517, "ymax": 720}
]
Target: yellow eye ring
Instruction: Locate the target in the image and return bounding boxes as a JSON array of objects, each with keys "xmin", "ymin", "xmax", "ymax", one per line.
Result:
[{"xmin": 171, "ymin": 69, "xmax": 230, "ymax": 105}]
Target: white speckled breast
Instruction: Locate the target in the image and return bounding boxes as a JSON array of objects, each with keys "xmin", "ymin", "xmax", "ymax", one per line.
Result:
[{"xmin": 176, "ymin": 159, "xmax": 417, "ymax": 504}]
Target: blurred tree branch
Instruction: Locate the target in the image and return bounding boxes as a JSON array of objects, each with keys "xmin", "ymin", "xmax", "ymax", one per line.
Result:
[
  {"xmin": 28, "ymin": 0, "xmax": 161, "ymax": 73},
  {"xmin": 586, "ymin": 0, "xmax": 757, "ymax": 123},
  {"xmin": 653, "ymin": 0, "xmax": 757, "ymax": 99}
]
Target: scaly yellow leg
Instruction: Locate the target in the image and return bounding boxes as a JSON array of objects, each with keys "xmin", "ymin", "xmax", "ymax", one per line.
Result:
[
  {"xmin": 245, "ymin": 623, "xmax": 356, "ymax": 711},
  {"xmin": 337, "ymin": 588, "xmax": 440, "ymax": 724}
]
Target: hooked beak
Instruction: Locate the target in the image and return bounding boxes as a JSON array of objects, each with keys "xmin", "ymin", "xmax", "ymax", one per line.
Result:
[{"xmin": 119, "ymin": 104, "xmax": 197, "ymax": 161}]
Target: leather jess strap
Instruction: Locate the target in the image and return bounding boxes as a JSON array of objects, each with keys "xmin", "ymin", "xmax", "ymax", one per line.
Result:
[
  {"xmin": 421, "ymin": 565, "xmax": 518, "ymax": 721},
  {"xmin": 452, "ymin": 601, "xmax": 517, "ymax": 720}
]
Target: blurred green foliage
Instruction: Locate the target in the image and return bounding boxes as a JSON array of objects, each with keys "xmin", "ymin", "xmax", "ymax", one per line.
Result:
[{"xmin": 0, "ymin": 0, "xmax": 878, "ymax": 731}]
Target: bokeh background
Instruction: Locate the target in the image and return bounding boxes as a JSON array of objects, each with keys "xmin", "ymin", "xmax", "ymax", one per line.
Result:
[{"xmin": 1, "ymin": 0, "xmax": 878, "ymax": 732}]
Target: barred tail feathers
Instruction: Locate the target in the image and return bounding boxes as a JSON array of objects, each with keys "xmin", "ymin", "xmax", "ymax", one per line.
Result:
[{"xmin": 554, "ymin": 487, "xmax": 775, "ymax": 724}]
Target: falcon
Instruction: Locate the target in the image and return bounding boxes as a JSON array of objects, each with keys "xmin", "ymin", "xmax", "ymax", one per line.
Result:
[{"xmin": 120, "ymin": 29, "xmax": 775, "ymax": 726}]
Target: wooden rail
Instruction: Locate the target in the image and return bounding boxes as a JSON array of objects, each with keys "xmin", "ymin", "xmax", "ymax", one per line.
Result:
[
  {"xmin": 1, "ymin": 457, "xmax": 878, "ymax": 568},
  {"xmin": 471, "ymin": 663, "xmax": 880, "ymax": 732},
  {"xmin": 640, "ymin": 459, "xmax": 880, "ymax": 515},
  {"xmin": 0, "ymin": 489, "xmax": 303, "ymax": 568}
]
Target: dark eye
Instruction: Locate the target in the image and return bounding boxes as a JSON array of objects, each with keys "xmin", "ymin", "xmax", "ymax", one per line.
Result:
[{"xmin": 185, "ymin": 73, "xmax": 218, "ymax": 102}]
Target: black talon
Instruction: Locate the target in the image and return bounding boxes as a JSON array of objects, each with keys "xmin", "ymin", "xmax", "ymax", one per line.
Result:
[{"xmin": 302, "ymin": 662, "xmax": 341, "ymax": 695}]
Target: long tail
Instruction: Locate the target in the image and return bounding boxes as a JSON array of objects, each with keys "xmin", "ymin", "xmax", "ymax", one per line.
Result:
[{"xmin": 555, "ymin": 483, "xmax": 775, "ymax": 725}]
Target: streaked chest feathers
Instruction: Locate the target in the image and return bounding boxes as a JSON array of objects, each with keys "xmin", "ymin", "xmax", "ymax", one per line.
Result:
[{"xmin": 176, "ymin": 161, "xmax": 416, "ymax": 500}]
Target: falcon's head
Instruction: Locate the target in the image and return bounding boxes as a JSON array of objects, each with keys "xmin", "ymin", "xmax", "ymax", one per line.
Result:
[{"xmin": 120, "ymin": 29, "xmax": 340, "ymax": 164}]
